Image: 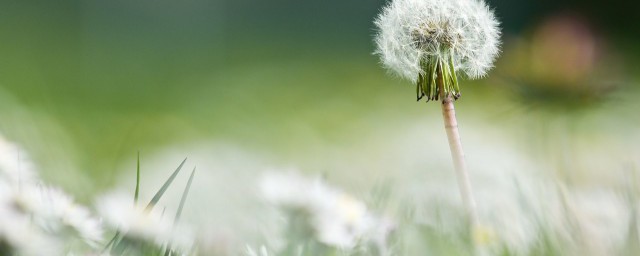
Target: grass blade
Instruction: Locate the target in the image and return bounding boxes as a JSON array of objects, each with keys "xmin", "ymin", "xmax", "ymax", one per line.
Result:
[
  {"xmin": 174, "ymin": 167, "xmax": 196, "ymax": 224},
  {"xmin": 102, "ymin": 231, "xmax": 121, "ymax": 253},
  {"xmin": 134, "ymin": 151, "xmax": 141, "ymax": 204},
  {"xmin": 145, "ymin": 158, "xmax": 188, "ymax": 212},
  {"xmin": 163, "ymin": 167, "xmax": 196, "ymax": 256}
]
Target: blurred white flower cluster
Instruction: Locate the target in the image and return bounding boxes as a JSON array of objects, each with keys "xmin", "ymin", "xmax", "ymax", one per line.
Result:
[
  {"xmin": 0, "ymin": 135, "xmax": 196, "ymax": 256},
  {"xmin": 259, "ymin": 171, "xmax": 395, "ymax": 253},
  {"xmin": 0, "ymin": 134, "xmax": 103, "ymax": 255},
  {"xmin": 3, "ymin": 131, "xmax": 638, "ymax": 256}
]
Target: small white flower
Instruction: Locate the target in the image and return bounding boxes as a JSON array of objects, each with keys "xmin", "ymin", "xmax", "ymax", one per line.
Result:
[
  {"xmin": 260, "ymin": 171, "xmax": 382, "ymax": 249},
  {"xmin": 0, "ymin": 182, "xmax": 103, "ymax": 249},
  {"xmin": 0, "ymin": 133, "xmax": 103, "ymax": 253},
  {"xmin": 34, "ymin": 186, "xmax": 104, "ymax": 247},
  {"xmin": 0, "ymin": 181, "xmax": 61, "ymax": 255},
  {"xmin": 374, "ymin": 0, "xmax": 500, "ymax": 100}
]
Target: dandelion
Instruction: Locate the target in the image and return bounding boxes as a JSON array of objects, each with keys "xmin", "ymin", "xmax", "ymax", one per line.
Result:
[
  {"xmin": 374, "ymin": 0, "xmax": 500, "ymax": 100},
  {"xmin": 374, "ymin": 0, "xmax": 501, "ymax": 227}
]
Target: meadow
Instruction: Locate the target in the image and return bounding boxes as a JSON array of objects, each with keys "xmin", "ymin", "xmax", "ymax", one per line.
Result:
[{"xmin": 1, "ymin": 0, "xmax": 640, "ymax": 255}]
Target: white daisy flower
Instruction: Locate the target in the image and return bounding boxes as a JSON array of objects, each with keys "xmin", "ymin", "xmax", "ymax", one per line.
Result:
[
  {"xmin": 34, "ymin": 186, "xmax": 104, "ymax": 247},
  {"xmin": 0, "ymin": 181, "xmax": 61, "ymax": 255},
  {"xmin": 374, "ymin": 0, "xmax": 500, "ymax": 100},
  {"xmin": 0, "ymin": 134, "xmax": 102, "ymax": 252},
  {"xmin": 1, "ymin": 182, "xmax": 103, "ymax": 250},
  {"xmin": 260, "ymin": 171, "xmax": 383, "ymax": 249}
]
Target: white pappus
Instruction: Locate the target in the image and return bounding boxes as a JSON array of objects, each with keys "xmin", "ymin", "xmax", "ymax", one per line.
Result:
[{"xmin": 374, "ymin": 0, "xmax": 500, "ymax": 101}]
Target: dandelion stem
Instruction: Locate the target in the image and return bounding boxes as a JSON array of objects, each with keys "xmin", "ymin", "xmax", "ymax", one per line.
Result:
[{"xmin": 436, "ymin": 62, "xmax": 479, "ymax": 228}]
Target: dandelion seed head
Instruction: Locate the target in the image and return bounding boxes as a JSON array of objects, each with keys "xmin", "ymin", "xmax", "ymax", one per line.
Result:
[{"xmin": 374, "ymin": 0, "xmax": 501, "ymax": 82}]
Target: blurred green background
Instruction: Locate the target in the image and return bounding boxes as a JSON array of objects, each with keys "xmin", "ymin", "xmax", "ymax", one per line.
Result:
[{"xmin": 0, "ymin": 0, "xmax": 639, "ymax": 198}]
